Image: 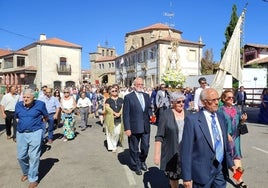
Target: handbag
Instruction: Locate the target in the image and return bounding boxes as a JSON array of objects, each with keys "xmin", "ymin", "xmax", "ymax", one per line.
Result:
[{"xmin": 238, "ymin": 123, "xmax": 248, "ymax": 135}]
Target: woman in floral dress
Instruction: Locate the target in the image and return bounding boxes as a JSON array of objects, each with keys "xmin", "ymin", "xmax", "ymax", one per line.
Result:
[
  {"xmin": 61, "ymin": 88, "xmax": 77, "ymax": 141},
  {"xmin": 218, "ymin": 89, "xmax": 248, "ymax": 188}
]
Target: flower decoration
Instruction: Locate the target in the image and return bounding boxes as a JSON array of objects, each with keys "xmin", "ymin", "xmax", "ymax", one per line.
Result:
[{"xmin": 161, "ymin": 70, "xmax": 186, "ymax": 89}]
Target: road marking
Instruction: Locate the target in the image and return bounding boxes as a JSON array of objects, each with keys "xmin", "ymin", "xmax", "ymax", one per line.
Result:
[
  {"xmin": 123, "ymin": 164, "xmax": 136, "ymax": 186},
  {"xmin": 252, "ymin": 146, "xmax": 268, "ymax": 154}
]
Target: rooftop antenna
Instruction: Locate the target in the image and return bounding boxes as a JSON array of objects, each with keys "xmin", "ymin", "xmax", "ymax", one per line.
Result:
[{"xmin": 163, "ymin": 1, "xmax": 175, "ymax": 28}]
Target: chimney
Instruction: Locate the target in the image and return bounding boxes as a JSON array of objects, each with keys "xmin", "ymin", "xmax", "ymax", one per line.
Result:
[{"xmin": 40, "ymin": 34, "xmax": 47, "ymax": 41}]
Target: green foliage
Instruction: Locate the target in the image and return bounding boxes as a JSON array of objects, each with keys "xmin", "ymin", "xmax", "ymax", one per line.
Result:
[{"xmin": 221, "ymin": 4, "xmax": 238, "ymax": 58}]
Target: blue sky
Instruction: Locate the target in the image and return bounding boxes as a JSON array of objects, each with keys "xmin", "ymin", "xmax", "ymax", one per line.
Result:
[{"xmin": 1, "ymin": 0, "xmax": 267, "ymax": 69}]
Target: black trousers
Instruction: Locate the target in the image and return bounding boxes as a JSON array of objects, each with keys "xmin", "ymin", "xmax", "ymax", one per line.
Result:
[
  {"xmin": 4, "ymin": 111, "xmax": 17, "ymax": 138},
  {"xmin": 128, "ymin": 132, "xmax": 150, "ymax": 171}
]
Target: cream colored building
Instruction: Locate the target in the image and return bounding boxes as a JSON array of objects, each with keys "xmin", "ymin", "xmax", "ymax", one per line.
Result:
[
  {"xmin": 0, "ymin": 34, "xmax": 82, "ymax": 90},
  {"xmin": 89, "ymin": 46, "xmax": 117, "ymax": 85},
  {"xmin": 115, "ymin": 23, "xmax": 205, "ymax": 88}
]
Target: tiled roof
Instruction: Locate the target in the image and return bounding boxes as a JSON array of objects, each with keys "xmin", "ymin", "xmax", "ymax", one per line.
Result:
[
  {"xmin": 0, "ymin": 49, "xmax": 28, "ymax": 57},
  {"xmin": 95, "ymin": 56, "xmax": 117, "ymax": 62},
  {"xmin": 38, "ymin": 38, "xmax": 82, "ymax": 48},
  {"xmin": 245, "ymin": 56, "xmax": 268, "ymax": 65},
  {"xmin": 0, "ymin": 49, "xmax": 12, "ymax": 56},
  {"xmin": 245, "ymin": 43, "xmax": 268, "ymax": 49},
  {"xmin": 126, "ymin": 23, "xmax": 182, "ymax": 36}
]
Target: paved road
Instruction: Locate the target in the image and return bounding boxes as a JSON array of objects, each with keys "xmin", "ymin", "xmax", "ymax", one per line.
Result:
[{"xmin": 0, "ymin": 107, "xmax": 267, "ymax": 188}]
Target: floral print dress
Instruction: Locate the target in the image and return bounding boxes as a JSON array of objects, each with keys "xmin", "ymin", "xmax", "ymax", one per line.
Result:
[{"xmin": 218, "ymin": 105, "xmax": 242, "ymax": 159}]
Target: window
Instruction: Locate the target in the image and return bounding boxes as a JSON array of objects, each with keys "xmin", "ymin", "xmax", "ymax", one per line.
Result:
[
  {"xmin": 60, "ymin": 57, "xmax": 67, "ymax": 66},
  {"xmin": 188, "ymin": 49, "xmax": 197, "ymax": 61},
  {"xmin": 4, "ymin": 57, "xmax": 13, "ymax": 69},
  {"xmin": 17, "ymin": 56, "xmax": 25, "ymax": 67}
]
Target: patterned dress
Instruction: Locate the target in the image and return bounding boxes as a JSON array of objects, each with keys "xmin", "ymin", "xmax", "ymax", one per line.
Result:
[
  {"xmin": 218, "ymin": 105, "xmax": 242, "ymax": 159},
  {"xmin": 61, "ymin": 97, "xmax": 76, "ymax": 139}
]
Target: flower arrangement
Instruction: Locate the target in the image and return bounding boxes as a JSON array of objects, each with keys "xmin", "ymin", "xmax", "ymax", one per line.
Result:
[{"xmin": 161, "ymin": 70, "xmax": 186, "ymax": 89}]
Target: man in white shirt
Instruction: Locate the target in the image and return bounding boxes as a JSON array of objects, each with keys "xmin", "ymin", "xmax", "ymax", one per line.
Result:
[
  {"xmin": 0, "ymin": 85, "xmax": 19, "ymax": 141},
  {"xmin": 194, "ymin": 77, "xmax": 208, "ymax": 112}
]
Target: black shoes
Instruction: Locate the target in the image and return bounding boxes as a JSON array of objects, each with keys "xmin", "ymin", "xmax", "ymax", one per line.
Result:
[
  {"xmin": 135, "ymin": 170, "xmax": 142, "ymax": 175},
  {"xmin": 141, "ymin": 162, "xmax": 147, "ymax": 171}
]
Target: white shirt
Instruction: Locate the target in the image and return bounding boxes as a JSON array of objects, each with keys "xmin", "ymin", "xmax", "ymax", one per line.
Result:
[
  {"xmin": 0, "ymin": 93, "xmax": 19, "ymax": 111},
  {"xmin": 77, "ymin": 97, "xmax": 92, "ymax": 108},
  {"xmin": 203, "ymin": 110, "xmax": 224, "ymax": 149}
]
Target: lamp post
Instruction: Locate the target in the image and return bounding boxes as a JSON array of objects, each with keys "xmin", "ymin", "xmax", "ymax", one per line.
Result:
[{"xmin": 253, "ymin": 77, "xmax": 257, "ymax": 105}]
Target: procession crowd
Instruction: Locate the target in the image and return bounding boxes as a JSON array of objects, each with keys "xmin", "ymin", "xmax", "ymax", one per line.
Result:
[{"xmin": 1, "ymin": 77, "xmax": 267, "ymax": 188}]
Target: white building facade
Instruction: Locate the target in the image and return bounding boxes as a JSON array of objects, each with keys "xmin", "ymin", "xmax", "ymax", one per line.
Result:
[
  {"xmin": 0, "ymin": 34, "xmax": 82, "ymax": 90},
  {"xmin": 115, "ymin": 23, "xmax": 204, "ymax": 88}
]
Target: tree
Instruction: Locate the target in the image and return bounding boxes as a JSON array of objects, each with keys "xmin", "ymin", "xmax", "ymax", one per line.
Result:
[
  {"xmin": 221, "ymin": 4, "xmax": 238, "ymax": 58},
  {"xmin": 201, "ymin": 49, "xmax": 219, "ymax": 74}
]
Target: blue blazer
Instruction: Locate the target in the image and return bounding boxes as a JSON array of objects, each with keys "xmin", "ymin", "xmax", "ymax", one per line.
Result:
[
  {"xmin": 123, "ymin": 91, "xmax": 152, "ymax": 134},
  {"xmin": 181, "ymin": 110, "xmax": 234, "ymax": 185}
]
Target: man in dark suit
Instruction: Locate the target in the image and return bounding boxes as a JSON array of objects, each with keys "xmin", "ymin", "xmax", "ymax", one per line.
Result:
[
  {"xmin": 123, "ymin": 77, "xmax": 152, "ymax": 175},
  {"xmin": 235, "ymin": 86, "xmax": 247, "ymax": 113},
  {"xmin": 181, "ymin": 88, "xmax": 236, "ymax": 188}
]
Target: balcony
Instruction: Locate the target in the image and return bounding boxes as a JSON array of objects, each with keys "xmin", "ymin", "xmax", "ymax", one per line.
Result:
[{"xmin": 57, "ymin": 64, "xmax": 71, "ymax": 75}]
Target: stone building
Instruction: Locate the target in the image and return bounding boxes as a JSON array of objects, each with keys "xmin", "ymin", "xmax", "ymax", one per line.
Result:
[
  {"xmin": 89, "ymin": 45, "xmax": 117, "ymax": 85},
  {"xmin": 115, "ymin": 23, "xmax": 205, "ymax": 88},
  {"xmin": 0, "ymin": 34, "xmax": 82, "ymax": 90}
]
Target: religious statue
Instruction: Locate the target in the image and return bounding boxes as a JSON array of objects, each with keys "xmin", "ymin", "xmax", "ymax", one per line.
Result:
[{"xmin": 167, "ymin": 40, "xmax": 181, "ymax": 71}]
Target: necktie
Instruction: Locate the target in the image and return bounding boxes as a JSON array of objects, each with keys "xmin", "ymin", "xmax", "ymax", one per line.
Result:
[
  {"xmin": 138, "ymin": 93, "xmax": 145, "ymax": 111},
  {"xmin": 211, "ymin": 113, "xmax": 223, "ymax": 163}
]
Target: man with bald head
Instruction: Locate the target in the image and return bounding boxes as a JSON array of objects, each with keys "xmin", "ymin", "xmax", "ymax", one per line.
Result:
[{"xmin": 181, "ymin": 88, "xmax": 236, "ymax": 188}]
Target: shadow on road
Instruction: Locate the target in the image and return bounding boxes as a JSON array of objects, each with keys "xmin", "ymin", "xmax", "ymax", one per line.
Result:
[
  {"xmin": 143, "ymin": 166, "xmax": 169, "ymax": 188},
  {"xmin": 38, "ymin": 158, "xmax": 59, "ymax": 182}
]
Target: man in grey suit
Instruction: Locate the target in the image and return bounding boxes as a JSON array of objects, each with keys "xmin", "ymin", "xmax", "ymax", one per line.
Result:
[
  {"xmin": 123, "ymin": 77, "xmax": 152, "ymax": 175},
  {"xmin": 181, "ymin": 88, "xmax": 236, "ymax": 188}
]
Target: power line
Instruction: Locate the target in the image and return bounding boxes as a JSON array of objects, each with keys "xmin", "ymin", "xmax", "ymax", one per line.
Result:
[{"xmin": 0, "ymin": 27, "xmax": 37, "ymax": 41}]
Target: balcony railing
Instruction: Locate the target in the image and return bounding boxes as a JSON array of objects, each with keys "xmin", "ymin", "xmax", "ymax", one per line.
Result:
[{"xmin": 57, "ymin": 64, "xmax": 71, "ymax": 75}]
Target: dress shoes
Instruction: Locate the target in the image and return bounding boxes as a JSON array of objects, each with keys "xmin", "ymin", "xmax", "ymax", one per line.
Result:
[
  {"xmin": 21, "ymin": 175, "xmax": 28, "ymax": 182},
  {"xmin": 28, "ymin": 182, "xmax": 38, "ymax": 188},
  {"xmin": 135, "ymin": 170, "xmax": 142, "ymax": 175},
  {"xmin": 141, "ymin": 162, "xmax": 147, "ymax": 171}
]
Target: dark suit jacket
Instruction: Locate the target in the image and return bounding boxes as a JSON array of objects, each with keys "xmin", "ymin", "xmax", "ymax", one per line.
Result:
[
  {"xmin": 155, "ymin": 109, "xmax": 189, "ymax": 171},
  {"xmin": 235, "ymin": 91, "xmax": 247, "ymax": 105},
  {"xmin": 123, "ymin": 91, "xmax": 152, "ymax": 134},
  {"xmin": 181, "ymin": 110, "xmax": 234, "ymax": 185}
]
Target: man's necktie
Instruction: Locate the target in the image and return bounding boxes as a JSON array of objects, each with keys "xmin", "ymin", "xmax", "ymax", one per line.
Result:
[
  {"xmin": 138, "ymin": 93, "xmax": 145, "ymax": 111},
  {"xmin": 211, "ymin": 113, "xmax": 223, "ymax": 163}
]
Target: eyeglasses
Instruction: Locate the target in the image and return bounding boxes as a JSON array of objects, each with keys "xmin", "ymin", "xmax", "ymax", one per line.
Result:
[
  {"xmin": 111, "ymin": 90, "xmax": 118, "ymax": 93},
  {"xmin": 205, "ymin": 98, "xmax": 220, "ymax": 103},
  {"xmin": 226, "ymin": 96, "xmax": 234, "ymax": 100},
  {"xmin": 175, "ymin": 100, "xmax": 185, "ymax": 104},
  {"xmin": 64, "ymin": 92, "xmax": 69, "ymax": 94}
]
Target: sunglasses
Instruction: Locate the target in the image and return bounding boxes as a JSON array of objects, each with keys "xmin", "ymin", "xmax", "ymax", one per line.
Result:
[
  {"xmin": 201, "ymin": 82, "xmax": 207, "ymax": 85},
  {"xmin": 226, "ymin": 96, "xmax": 234, "ymax": 100},
  {"xmin": 206, "ymin": 97, "xmax": 220, "ymax": 103},
  {"xmin": 111, "ymin": 90, "xmax": 118, "ymax": 93},
  {"xmin": 175, "ymin": 100, "xmax": 185, "ymax": 104}
]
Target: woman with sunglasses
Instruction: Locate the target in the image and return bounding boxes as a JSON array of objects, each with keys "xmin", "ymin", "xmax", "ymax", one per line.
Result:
[
  {"xmin": 60, "ymin": 88, "xmax": 77, "ymax": 141},
  {"xmin": 218, "ymin": 89, "xmax": 248, "ymax": 188},
  {"xmin": 154, "ymin": 92, "xmax": 189, "ymax": 188},
  {"xmin": 104, "ymin": 85, "xmax": 124, "ymax": 152}
]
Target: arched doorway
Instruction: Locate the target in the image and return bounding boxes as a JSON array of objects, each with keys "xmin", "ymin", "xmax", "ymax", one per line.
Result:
[{"xmin": 102, "ymin": 75, "xmax": 108, "ymax": 84}]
